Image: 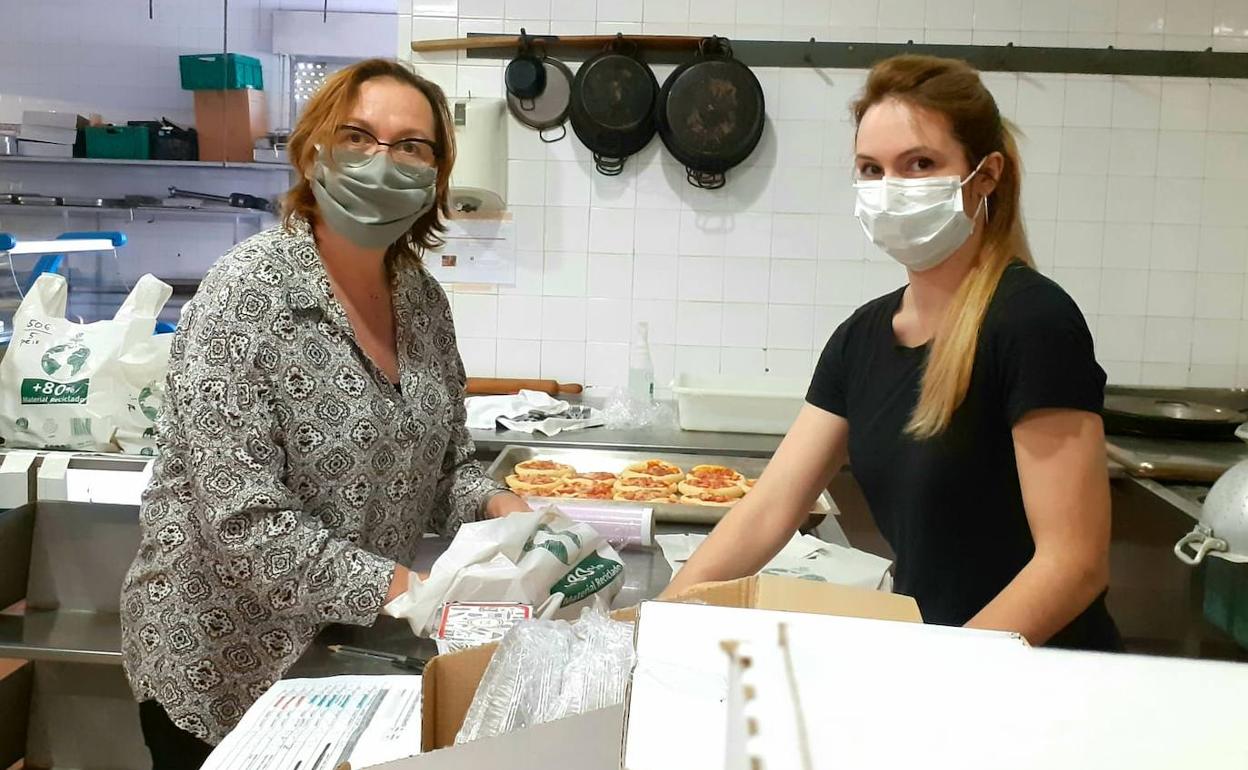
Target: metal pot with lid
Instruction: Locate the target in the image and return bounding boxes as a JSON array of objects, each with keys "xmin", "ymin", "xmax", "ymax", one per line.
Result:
[{"xmin": 1175, "ymin": 458, "xmax": 1248, "ymax": 565}]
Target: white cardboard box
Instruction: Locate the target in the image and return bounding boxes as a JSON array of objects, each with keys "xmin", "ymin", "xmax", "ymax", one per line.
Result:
[
  {"xmin": 367, "ymin": 705, "xmax": 622, "ymax": 770},
  {"xmin": 625, "ymin": 601, "xmax": 1248, "ymax": 770}
]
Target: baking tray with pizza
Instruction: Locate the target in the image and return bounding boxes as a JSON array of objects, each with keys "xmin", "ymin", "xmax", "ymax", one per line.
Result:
[{"xmin": 486, "ymin": 445, "xmax": 836, "ymax": 525}]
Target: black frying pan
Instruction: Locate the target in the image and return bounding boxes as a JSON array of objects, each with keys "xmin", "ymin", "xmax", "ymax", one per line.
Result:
[
  {"xmin": 657, "ymin": 37, "xmax": 765, "ymax": 189},
  {"xmin": 505, "ymin": 32, "xmax": 547, "ymax": 110},
  {"xmin": 569, "ymin": 36, "xmax": 659, "ymax": 176},
  {"xmin": 1102, "ymin": 394, "xmax": 1247, "ymax": 441}
]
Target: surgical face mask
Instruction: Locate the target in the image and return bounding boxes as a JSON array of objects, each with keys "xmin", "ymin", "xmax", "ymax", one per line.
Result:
[
  {"xmin": 311, "ymin": 148, "xmax": 437, "ymax": 249},
  {"xmin": 853, "ymin": 160, "xmax": 987, "ymax": 272}
]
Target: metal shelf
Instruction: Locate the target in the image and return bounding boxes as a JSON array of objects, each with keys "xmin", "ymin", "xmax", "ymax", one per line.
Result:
[
  {"xmin": 0, "ymin": 202, "xmax": 270, "ymax": 222},
  {"xmin": 0, "ymin": 156, "xmax": 289, "ymax": 172}
]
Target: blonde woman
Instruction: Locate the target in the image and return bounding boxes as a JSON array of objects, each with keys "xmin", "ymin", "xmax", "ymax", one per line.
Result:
[
  {"xmin": 666, "ymin": 55, "xmax": 1120, "ymax": 651},
  {"xmin": 120, "ymin": 59, "xmax": 529, "ymax": 767}
]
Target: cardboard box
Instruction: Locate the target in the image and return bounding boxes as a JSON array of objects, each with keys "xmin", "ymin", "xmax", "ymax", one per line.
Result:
[
  {"xmin": 625, "ymin": 600, "xmax": 1248, "ymax": 770},
  {"xmin": 21, "ymin": 110, "xmax": 86, "ymax": 129},
  {"xmin": 193, "ymin": 89, "xmax": 268, "ymax": 162},
  {"xmin": 365, "ymin": 705, "xmax": 623, "ymax": 770},
  {"xmin": 17, "ymin": 124, "xmax": 78, "ymax": 144},
  {"xmin": 418, "ymin": 575, "xmax": 920, "ymax": 753}
]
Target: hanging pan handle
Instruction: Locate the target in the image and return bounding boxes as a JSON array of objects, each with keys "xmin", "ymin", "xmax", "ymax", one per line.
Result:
[
  {"xmin": 1174, "ymin": 525, "xmax": 1229, "ymax": 566},
  {"xmin": 539, "ymin": 124, "xmax": 567, "ymax": 143}
]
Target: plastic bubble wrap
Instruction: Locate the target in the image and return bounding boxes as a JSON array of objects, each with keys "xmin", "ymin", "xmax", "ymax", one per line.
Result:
[{"xmin": 455, "ymin": 606, "xmax": 636, "ymax": 745}]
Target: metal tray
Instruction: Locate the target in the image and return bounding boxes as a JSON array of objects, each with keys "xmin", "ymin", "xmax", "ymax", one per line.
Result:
[{"xmin": 486, "ymin": 445, "xmax": 834, "ymax": 525}]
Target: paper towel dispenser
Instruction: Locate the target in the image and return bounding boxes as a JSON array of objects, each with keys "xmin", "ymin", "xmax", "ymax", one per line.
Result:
[{"xmin": 449, "ymin": 97, "xmax": 507, "ymax": 213}]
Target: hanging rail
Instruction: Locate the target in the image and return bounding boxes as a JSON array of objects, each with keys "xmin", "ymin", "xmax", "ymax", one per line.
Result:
[{"xmin": 409, "ymin": 33, "xmax": 1248, "ymax": 79}]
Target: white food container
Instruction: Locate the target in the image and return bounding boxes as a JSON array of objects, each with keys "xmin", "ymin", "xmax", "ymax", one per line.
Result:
[{"xmin": 671, "ymin": 374, "xmax": 807, "ymax": 435}]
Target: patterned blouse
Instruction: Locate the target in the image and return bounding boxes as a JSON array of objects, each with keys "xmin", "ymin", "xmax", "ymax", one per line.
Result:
[{"xmin": 119, "ymin": 219, "xmax": 503, "ymax": 743}]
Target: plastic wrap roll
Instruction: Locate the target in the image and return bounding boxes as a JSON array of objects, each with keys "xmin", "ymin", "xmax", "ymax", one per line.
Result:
[{"xmin": 532, "ymin": 500, "xmax": 654, "ymax": 548}]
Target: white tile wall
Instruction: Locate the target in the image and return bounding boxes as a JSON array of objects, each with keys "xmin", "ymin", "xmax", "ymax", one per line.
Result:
[{"xmin": 393, "ymin": 3, "xmax": 1247, "ymax": 389}]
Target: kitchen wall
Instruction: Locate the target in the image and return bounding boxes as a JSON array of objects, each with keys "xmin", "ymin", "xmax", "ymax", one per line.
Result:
[{"xmin": 400, "ymin": 0, "xmax": 1248, "ymax": 392}]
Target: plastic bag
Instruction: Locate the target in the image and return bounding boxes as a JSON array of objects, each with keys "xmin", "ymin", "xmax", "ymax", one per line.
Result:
[
  {"xmin": 0, "ymin": 273, "xmax": 172, "ymax": 452},
  {"xmin": 384, "ymin": 509, "xmax": 626, "ymax": 636},
  {"xmin": 455, "ymin": 605, "xmax": 636, "ymax": 745},
  {"xmin": 598, "ymin": 386, "xmax": 677, "ymax": 430}
]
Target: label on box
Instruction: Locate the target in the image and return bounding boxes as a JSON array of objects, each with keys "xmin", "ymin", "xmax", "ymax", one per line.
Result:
[{"xmin": 435, "ymin": 601, "xmax": 532, "ymax": 655}]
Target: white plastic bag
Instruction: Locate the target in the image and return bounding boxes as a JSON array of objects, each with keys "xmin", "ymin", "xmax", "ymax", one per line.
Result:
[
  {"xmin": 0, "ymin": 273, "xmax": 172, "ymax": 452},
  {"xmin": 384, "ymin": 508, "xmax": 626, "ymax": 636}
]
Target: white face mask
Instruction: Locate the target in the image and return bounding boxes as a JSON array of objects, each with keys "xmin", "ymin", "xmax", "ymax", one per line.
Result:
[{"xmin": 853, "ymin": 159, "xmax": 987, "ymax": 272}]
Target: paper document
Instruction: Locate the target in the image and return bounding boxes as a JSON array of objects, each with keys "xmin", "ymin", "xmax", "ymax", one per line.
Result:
[
  {"xmin": 656, "ymin": 532, "xmax": 893, "ymax": 590},
  {"xmin": 201, "ymin": 675, "xmax": 423, "ymax": 770}
]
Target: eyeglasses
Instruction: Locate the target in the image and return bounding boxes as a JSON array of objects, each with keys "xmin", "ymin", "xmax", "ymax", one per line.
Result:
[{"xmin": 332, "ymin": 124, "xmax": 440, "ymax": 169}]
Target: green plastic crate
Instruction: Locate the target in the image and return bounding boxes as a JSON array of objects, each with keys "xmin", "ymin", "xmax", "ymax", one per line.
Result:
[
  {"xmin": 1204, "ymin": 557, "xmax": 1248, "ymax": 651},
  {"xmin": 83, "ymin": 125, "xmax": 151, "ymax": 160},
  {"xmin": 179, "ymin": 53, "xmax": 264, "ymax": 91}
]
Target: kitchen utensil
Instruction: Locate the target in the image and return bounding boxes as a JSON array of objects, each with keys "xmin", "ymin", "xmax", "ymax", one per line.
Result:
[
  {"xmin": 167, "ymin": 186, "xmax": 272, "ymax": 212},
  {"xmin": 466, "ymin": 377, "xmax": 583, "ymax": 396},
  {"xmin": 506, "ymin": 31, "xmax": 547, "ymax": 109},
  {"xmin": 656, "ymin": 36, "xmax": 765, "ymax": 189},
  {"xmin": 58, "ymin": 196, "xmax": 114, "ymax": 207},
  {"xmin": 507, "ymin": 55, "xmax": 574, "ymax": 142},
  {"xmin": 1103, "ymin": 394, "xmax": 1246, "ymax": 441},
  {"xmin": 14, "ymin": 194, "xmax": 61, "ymax": 206},
  {"xmin": 327, "ymin": 644, "xmax": 427, "ymax": 672},
  {"xmin": 569, "ymin": 36, "xmax": 659, "ymax": 176},
  {"xmin": 0, "ymin": 135, "xmax": 16, "ymax": 156}
]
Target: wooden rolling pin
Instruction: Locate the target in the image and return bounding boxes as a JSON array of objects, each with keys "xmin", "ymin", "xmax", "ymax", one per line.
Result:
[{"xmin": 466, "ymin": 377, "xmax": 584, "ymax": 396}]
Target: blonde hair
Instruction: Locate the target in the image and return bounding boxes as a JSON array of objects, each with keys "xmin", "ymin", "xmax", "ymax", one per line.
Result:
[
  {"xmin": 852, "ymin": 55, "xmax": 1031, "ymax": 438},
  {"xmin": 282, "ymin": 58, "xmax": 457, "ymax": 276}
]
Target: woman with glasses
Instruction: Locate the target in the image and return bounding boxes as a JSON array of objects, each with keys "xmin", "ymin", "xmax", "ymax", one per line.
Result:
[{"xmin": 119, "ymin": 58, "xmax": 530, "ymax": 768}]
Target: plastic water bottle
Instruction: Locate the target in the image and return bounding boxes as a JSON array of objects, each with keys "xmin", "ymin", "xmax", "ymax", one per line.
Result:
[{"xmin": 628, "ymin": 321, "xmax": 654, "ymax": 402}]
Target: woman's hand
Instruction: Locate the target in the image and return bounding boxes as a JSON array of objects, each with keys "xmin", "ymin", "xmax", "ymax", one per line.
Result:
[
  {"xmin": 386, "ymin": 564, "xmax": 414, "ymax": 603},
  {"xmin": 486, "ymin": 491, "xmax": 531, "ymax": 519},
  {"xmin": 660, "ymin": 405, "xmax": 849, "ymax": 598}
]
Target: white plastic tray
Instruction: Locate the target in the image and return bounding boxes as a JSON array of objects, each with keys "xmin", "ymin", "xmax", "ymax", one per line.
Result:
[{"xmin": 672, "ymin": 374, "xmax": 807, "ymax": 435}]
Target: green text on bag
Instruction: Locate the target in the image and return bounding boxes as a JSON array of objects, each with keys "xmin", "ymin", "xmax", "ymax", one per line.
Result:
[
  {"xmin": 551, "ymin": 552, "xmax": 623, "ymax": 605},
  {"xmin": 21, "ymin": 378, "xmax": 91, "ymax": 405}
]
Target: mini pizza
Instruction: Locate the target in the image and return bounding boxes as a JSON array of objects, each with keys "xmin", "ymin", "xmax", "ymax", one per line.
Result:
[
  {"xmin": 620, "ymin": 459, "xmax": 684, "ymax": 485},
  {"xmin": 613, "ymin": 488, "xmax": 677, "ymax": 504},
  {"xmin": 677, "ymin": 474, "xmax": 745, "ymax": 498},
  {"xmin": 613, "ymin": 475, "xmax": 678, "ymax": 493},
  {"xmin": 513, "ymin": 459, "xmax": 576, "ymax": 479},
  {"xmin": 555, "ymin": 481, "xmax": 615, "ymax": 500},
  {"xmin": 552, "ymin": 477, "xmax": 615, "ymax": 498},
  {"xmin": 738, "ymin": 477, "xmax": 758, "ymax": 492},
  {"xmin": 505, "ymin": 474, "xmax": 564, "ymax": 495},
  {"xmin": 688, "ymin": 464, "xmax": 745, "ymax": 483},
  {"xmin": 679, "ymin": 491, "xmax": 739, "ymax": 506},
  {"xmin": 575, "ymin": 471, "xmax": 618, "ymax": 483}
]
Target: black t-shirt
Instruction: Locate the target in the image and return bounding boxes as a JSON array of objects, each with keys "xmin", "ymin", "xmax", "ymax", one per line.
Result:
[{"xmin": 806, "ymin": 262, "xmax": 1121, "ymax": 651}]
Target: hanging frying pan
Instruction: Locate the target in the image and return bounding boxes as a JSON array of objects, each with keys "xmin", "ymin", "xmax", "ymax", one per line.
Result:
[
  {"xmin": 656, "ymin": 36, "xmax": 765, "ymax": 189},
  {"xmin": 505, "ymin": 32, "xmax": 547, "ymax": 110},
  {"xmin": 507, "ymin": 54, "xmax": 574, "ymax": 143},
  {"xmin": 569, "ymin": 35, "xmax": 659, "ymax": 176}
]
